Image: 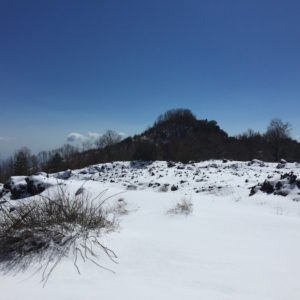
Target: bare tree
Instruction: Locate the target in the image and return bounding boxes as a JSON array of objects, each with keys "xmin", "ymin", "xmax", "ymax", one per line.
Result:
[
  {"xmin": 82, "ymin": 140, "xmax": 94, "ymax": 151},
  {"xmin": 95, "ymin": 130, "xmax": 122, "ymax": 149},
  {"xmin": 265, "ymin": 118, "xmax": 292, "ymax": 161},
  {"xmin": 59, "ymin": 144, "xmax": 79, "ymax": 160},
  {"xmin": 0, "ymin": 161, "xmax": 3, "ymax": 183},
  {"xmin": 237, "ymin": 129, "xmax": 263, "ymax": 160},
  {"xmin": 37, "ymin": 150, "xmax": 49, "ymax": 166},
  {"xmin": 30, "ymin": 154, "xmax": 40, "ymax": 174},
  {"xmin": 47, "ymin": 152, "xmax": 64, "ymax": 173}
]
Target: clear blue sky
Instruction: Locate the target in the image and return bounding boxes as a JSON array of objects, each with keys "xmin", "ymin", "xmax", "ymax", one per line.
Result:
[{"xmin": 0, "ymin": 0, "xmax": 299, "ymax": 158}]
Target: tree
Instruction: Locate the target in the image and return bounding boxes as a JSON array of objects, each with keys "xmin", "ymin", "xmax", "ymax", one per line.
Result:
[
  {"xmin": 37, "ymin": 151, "xmax": 49, "ymax": 166},
  {"xmin": 133, "ymin": 141, "xmax": 158, "ymax": 161},
  {"xmin": 0, "ymin": 162, "xmax": 3, "ymax": 183},
  {"xmin": 30, "ymin": 155, "xmax": 40, "ymax": 174},
  {"xmin": 237, "ymin": 129, "xmax": 263, "ymax": 160},
  {"xmin": 155, "ymin": 109, "xmax": 196, "ymax": 126},
  {"xmin": 81, "ymin": 140, "xmax": 93, "ymax": 151},
  {"xmin": 59, "ymin": 144, "xmax": 79, "ymax": 161},
  {"xmin": 265, "ymin": 118, "xmax": 292, "ymax": 161},
  {"xmin": 13, "ymin": 147, "xmax": 31, "ymax": 176},
  {"xmin": 46, "ymin": 153, "xmax": 64, "ymax": 173},
  {"xmin": 95, "ymin": 130, "xmax": 122, "ymax": 149}
]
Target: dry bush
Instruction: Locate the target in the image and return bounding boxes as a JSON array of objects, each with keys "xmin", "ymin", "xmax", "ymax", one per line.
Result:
[
  {"xmin": 159, "ymin": 184, "xmax": 169, "ymax": 192},
  {"xmin": 0, "ymin": 187, "xmax": 120, "ymax": 286},
  {"xmin": 111, "ymin": 198, "xmax": 128, "ymax": 215},
  {"xmin": 167, "ymin": 198, "xmax": 193, "ymax": 215}
]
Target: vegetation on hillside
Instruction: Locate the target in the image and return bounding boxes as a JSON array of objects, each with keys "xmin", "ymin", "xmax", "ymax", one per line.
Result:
[{"xmin": 1, "ymin": 109, "xmax": 299, "ymax": 182}]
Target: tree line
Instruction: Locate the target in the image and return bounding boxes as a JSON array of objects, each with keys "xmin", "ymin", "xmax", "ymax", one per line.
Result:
[
  {"xmin": 0, "ymin": 130, "xmax": 122, "ymax": 182},
  {"xmin": 0, "ymin": 109, "xmax": 299, "ymax": 182}
]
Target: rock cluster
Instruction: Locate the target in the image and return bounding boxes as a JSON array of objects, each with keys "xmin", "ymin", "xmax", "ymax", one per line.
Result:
[
  {"xmin": 250, "ymin": 172, "xmax": 300, "ymax": 200},
  {"xmin": 1, "ymin": 174, "xmax": 52, "ymax": 200}
]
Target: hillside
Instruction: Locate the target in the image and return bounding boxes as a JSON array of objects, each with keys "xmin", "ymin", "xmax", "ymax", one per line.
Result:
[
  {"xmin": 0, "ymin": 160, "xmax": 300, "ymax": 299},
  {"xmin": 81, "ymin": 109, "xmax": 300, "ymax": 164},
  {"xmin": 1, "ymin": 109, "xmax": 300, "ymax": 183}
]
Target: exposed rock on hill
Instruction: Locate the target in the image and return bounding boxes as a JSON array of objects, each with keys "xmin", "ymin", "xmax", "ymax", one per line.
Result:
[
  {"xmin": 250, "ymin": 172, "xmax": 300, "ymax": 200},
  {"xmin": 2, "ymin": 174, "xmax": 53, "ymax": 200}
]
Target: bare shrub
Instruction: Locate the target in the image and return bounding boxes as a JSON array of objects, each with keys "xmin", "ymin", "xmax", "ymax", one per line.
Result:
[
  {"xmin": 111, "ymin": 198, "xmax": 128, "ymax": 215},
  {"xmin": 167, "ymin": 198, "xmax": 193, "ymax": 215},
  {"xmin": 95, "ymin": 130, "xmax": 122, "ymax": 149},
  {"xmin": 159, "ymin": 184, "xmax": 169, "ymax": 192},
  {"xmin": 0, "ymin": 187, "xmax": 119, "ymax": 286}
]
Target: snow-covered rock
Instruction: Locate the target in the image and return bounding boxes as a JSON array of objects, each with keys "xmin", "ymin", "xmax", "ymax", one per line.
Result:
[
  {"xmin": 55, "ymin": 169, "xmax": 72, "ymax": 180},
  {"xmin": 4, "ymin": 176, "xmax": 29, "ymax": 199},
  {"xmin": 250, "ymin": 172, "xmax": 300, "ymax": 200},
  {"xmin": 25, "ymin": 175, "xmax": 53, "ymax": 196},
  {"xmin": 1, "ymin": 160, "xmax": 300, "ymax": 299},
  {"xmin": 3, "ymin": 174, "xmax": 53, "ymax": 200},
  {"xmin": 248, "ymin": 159, "xmax": 265, "ymax": 167}
]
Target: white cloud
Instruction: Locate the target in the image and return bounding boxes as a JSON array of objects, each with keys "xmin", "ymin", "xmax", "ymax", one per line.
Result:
[
  {"xmin": 88, "ymin": 132, "xmax": 101, "ymax": 140},
  {"xmin": 66, "ymin": 131, "xmax": 126, "ymax": 144},
  {"xmin": 66, "ymin": 132, "xmax": 86, "ymax": 142},
  {"xmin": 66, "ymin": 132, "xmax": 102, "ymax": 143},
  {"xmin": 118, "ymin": 132, "xmax": 127, "ymax": 137}
]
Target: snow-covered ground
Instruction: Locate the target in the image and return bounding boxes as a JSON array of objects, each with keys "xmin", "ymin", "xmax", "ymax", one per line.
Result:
[{"xmin": 1, "ymin": 160, "xmax": 300, "ymax": 299}]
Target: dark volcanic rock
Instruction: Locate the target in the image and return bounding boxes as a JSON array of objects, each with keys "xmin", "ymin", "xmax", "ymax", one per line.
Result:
[
  {"xmin": 260, "ymin": 181, "xmax": 275, "ymax": 194},
  {"xmin": 26, "ymin": 176, "xmax": 48, "ymax": 196},
  {"xmin": 127, "ymin": 184, "xmax": 137, "ymax": 191},
  {"xmin": 167, "ymin": 161, "xmax": 176, "ymax": 168},
  {"xmin": 4, "ymin": 175, "xmax": 52, "ymax": 200},
  {"xmin": 276, "ymin": 163, "xmax": 286, "ymax": 169},
  {"xmin": 56, "ymin": 169, "xmax": 72, "ymax": 179},
  {"xmin": 248, "ymin": 159, "xmax": 265, "ymax": 167},
  {"xmin": 171, "ymin": 185, "xmax": 178, "ymax": 191},
  {"xmin": 250, "ymin": 172, "xmax": 300, "ymax": 198},
  {"xmin": 4, "ymin": 177, "xmax": 29, "ymax": 200}
]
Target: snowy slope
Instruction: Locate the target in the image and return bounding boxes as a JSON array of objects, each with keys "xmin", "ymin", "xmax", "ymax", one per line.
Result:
[{"xmin": 1, "ymin": 160, "xmax": 300, "ymax": 300}]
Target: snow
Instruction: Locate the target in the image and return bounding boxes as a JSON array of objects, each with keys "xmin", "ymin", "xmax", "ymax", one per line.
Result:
[{"xmin": 1, "ymin": 160, "xmax": 300, "ymax": 299}]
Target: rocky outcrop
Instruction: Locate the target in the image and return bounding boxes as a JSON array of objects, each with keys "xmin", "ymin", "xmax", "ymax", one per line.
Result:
[
  {"xmin": 248, "ymin": 159, "xmax": 265, "ymax": 167},
  {"xmin": 2, "ymin": 174, "xmax": 52, "ymax": 200},
  {"xmin": 250, "ymin": 172, "xmax": 300, "ymax": 200}
]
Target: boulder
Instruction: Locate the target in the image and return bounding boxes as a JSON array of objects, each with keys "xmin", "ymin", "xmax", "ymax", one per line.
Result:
[
  {"xmin": 5, "ymin": 176, "xmax": 29, "ymax": 200},
  {"xmin": 250, "ymin": 172, "xmax": 299, "ymax": 198},
  {"xmin": 171, "ymin": 185, "xmax": 178, "ymax": 191},
  {"xmin": 127, "ymin": 184, "xmax": 137, "ymax": 191},
  {"xmin": 276, "ymin": 163, "xmax": 286, "ymax": 169},
  {"xmin": 25, "ymin": 175, "xmax": 50, "ymax": 196},
  {"xmin": 4, "ymin": 174, "xmax": 52, "ymax": 200},
  {"xmin": 248, "ymin": 159, "xmax": 265, "ymax": 167},
  {"xmin": 56, "ymin": 169, "xmax": 72, "ymax": 179}
]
